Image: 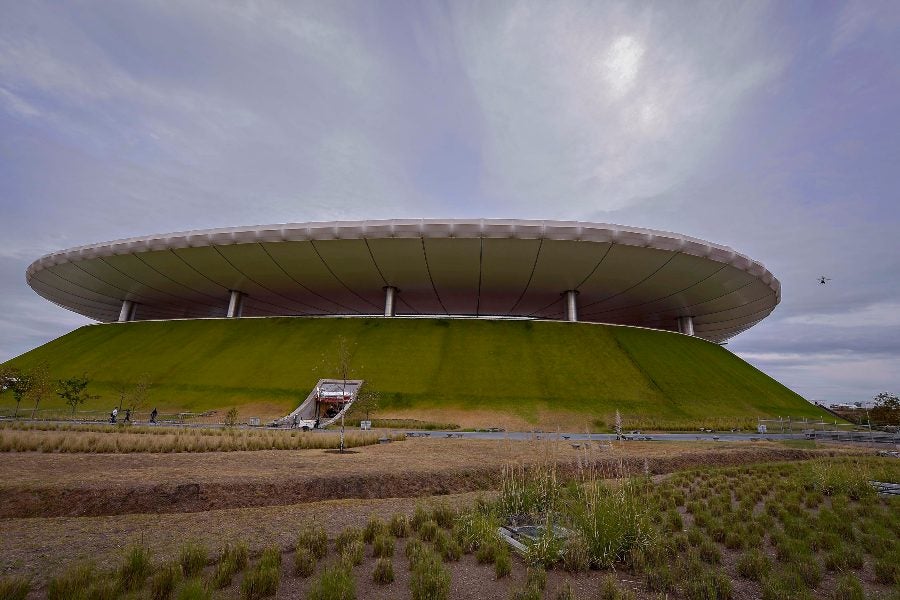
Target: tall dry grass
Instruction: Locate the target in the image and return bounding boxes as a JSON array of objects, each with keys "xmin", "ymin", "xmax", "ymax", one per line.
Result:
[{"xmin": 0, "ymin": 423, "xmax": 403, "ymax": 453}]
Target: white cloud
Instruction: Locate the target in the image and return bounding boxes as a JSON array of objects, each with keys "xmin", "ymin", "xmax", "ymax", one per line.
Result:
[{"xmin": 784, "ymin": 302, "xmax": 900, "ymax": 328}]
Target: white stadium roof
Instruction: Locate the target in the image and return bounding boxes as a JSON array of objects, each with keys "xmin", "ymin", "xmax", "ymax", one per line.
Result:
[{"xmin": 26, "ymin": 219, "xmax": 780, "ymax": 342}]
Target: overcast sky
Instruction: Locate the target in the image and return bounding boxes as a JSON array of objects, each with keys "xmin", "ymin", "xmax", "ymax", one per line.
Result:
[{"xmin": 1, "ymin": 1, "xmax": 898, "ymax": 404}]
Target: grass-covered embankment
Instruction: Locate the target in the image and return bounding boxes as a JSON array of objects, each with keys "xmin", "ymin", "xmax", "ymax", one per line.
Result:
[{"xmin": 1, "ymin": 317, "xmax": 828, "ymax": 429}]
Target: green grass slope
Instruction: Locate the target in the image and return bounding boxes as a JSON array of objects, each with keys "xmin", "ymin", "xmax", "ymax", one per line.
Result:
[{"xmin": 1, "ymin": 317, "xmax": 828, "ymax": 430}]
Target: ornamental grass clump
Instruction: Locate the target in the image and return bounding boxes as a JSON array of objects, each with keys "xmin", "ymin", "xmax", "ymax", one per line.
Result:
[
  {"xmin": 118, "ymin": 544, "xmax": 153, "ymax": 591},
  {"xmin": 240, "ymin": 546, "xmax": 281, "ymax": 600},
  {"xmin": 335, "ymin": 527, "xmax": 362, "ymax": 555},
  {"xmin": 362, "ymin": 516, "xmax": 386, "ymax": 544},
  {"xmin": 47, "ymin": 563, "xmax": 98, "ymax": 600},
  {"xmin": 418, "ymin": 519, "xmax": 439, "ymax": 542},
  {"xmin": 389, "ymin": 513, "xmax": 410, "ymax": 538},
  {"xmin": 736, "ymin": 548, "xmax": 771, "ymax": 580},
  {"xmin": 0, "ymin": 576, "xmax": 30, "ymax": 600},
  {"xmin": 150, "ymin": 563, "xmax": 182, "ymax": 600},
  {"xmin": 176, "ymin": 578, "xmax": 211, "ymax": 600},
  {"xmin": 297, "ymin": 525, "xmax": 329, "ymax": 559},
  {"xmin": 306, "ymin": 565, "xmax": 356, "ymax": 600},
  {"xmin": 409, "ymin": 548, "xmax": 450, "ymax": 600},
  {"xmin": 340, "ymin": 539, "xmax": 364, "ymax": 567},
  {"xmin": 495, "ymin": 545, "xmax": 512, "ymax": 578},
  {"xmin": 431, "ymin": 502, "xmax": 456, "ymax": 529},
  {"xmin": 565, "ymin": 470, "xmax": 654, "ymax": 567},
  {"xmin": 561, "ymin": 535, "xmax": 590, "ymax": 573},
  {"xmin": 373, "ymin": 534, "xmax": 394, "ymax": 558},
  {"xmin": 761, "ymin": 570, "xmax": 813, "ymax": 600},
  {"xmin": 293, "ymin": 548, "xmax": 316, "ymax": 578},
  {"xmin": 178, "ymin": 541, "xmax": 208, "ymax": 578},
  {"xmin": 213, "ymin": 542, "xmax": 249, "ymax": 589},
  {"xmin": 597, "ymin": 574, "xmax": 636, "ymax": 600},
  {"xmin": 372, "ymin": 558, "xmax": 394, "ymax": 585},
  {"xmin": 682, "ymin": 567, "xmax": 733, "ymax": 600},
  {"xmin": 833, "ymin": 573, "xmax": 865, "ymax": 600}
]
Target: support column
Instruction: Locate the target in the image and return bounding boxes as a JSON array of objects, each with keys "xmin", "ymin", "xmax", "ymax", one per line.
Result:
[
  {"xmin": 118, "ymin": 299, "xmax": 136, "ymax": 322},
  {"xmin": 383, "ymin": 286, "xmax": 397, "ymax": 317},
  {"xmin": 226, "ymin": 290, "xmax": 244, "ymax": 318},
  {"xmin": 677, "ymin": 315, "xmax": 695, "ymax": 336},
  {"xmin": 564, "ymin": 290, "xmax": 579, "ymax": 322}
]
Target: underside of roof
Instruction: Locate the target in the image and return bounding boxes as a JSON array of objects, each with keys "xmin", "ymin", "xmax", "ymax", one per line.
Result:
[{"xmin": 26, "ymin": 219, "xmax": 780, "ymax": 343}]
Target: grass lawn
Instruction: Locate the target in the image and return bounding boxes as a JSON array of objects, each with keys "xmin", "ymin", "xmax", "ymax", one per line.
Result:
[{"xmin": 1, "ymin": 317, "xmax": 830, "ymax": 429}]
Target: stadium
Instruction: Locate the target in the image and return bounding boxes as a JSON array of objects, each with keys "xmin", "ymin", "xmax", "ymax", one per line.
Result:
[{"xmin": 9, "ymin": 219, "xmax": 824, "ymax": 429}]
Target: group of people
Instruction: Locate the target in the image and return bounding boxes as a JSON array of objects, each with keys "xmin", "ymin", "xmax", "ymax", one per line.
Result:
[{"xmin": 109, "ymin": 407, "xmax": 158, "ymax": 424}]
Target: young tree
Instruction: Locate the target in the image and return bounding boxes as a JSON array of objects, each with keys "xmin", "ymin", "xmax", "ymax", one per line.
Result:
[
  {"xmin": 1, "ymin": 367, "xmax": 29, "ymax": 418},
  {"xmin": 56, "ymin": 374, "xmax": 96, "ymax": 416},
  {"xmin": 354, "ymin": 386, "xmax": 380, "ymax": 423},
  {"xmin": 335, "ymin": 337, "xmax": 353, "ymax": 453},
  {"xmin": 27, "ymin": 363, "xmax": 52, "ymax": 420}
]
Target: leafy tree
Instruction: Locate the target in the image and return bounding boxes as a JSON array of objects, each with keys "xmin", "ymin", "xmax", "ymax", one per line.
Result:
[
  {"xmin": 115, "ymin": 373, "xmax": 153, "ymax": 417},
  {"xmin": 56, "ymin": 374, "xmax": 97, "ymax": 416},
  {"xmin": 873, "ymin": 392, "xmax": 899, "ymax": 410},
  {"xmin": 354, "ymin": 386, "xmax": 380, "ymax": 423},
  {"xmin": 871, "ymin": 392, "xmax": 900, "ymax": 425},
  {"xmin": 26, "ymin": 363, "xmax": 52, "ymax": 419},
  {"xmin": 1, "ymin": 366, "xmax": 29, "ymax": 417}
]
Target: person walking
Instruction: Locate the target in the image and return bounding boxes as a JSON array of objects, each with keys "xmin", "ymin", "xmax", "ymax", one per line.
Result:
[
  {"xmin": 124, "ymin": 408, "xmax": 131, "ymax": 423},
  {"xmin": 150, "ymin": 407, "xmax": 158, "ymax": 424},
  {"xmin": 111, "ymin": 407, "xmax": 118, "ymax": 424}
]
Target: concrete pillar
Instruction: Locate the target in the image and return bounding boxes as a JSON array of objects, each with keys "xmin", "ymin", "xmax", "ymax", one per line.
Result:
[
  {"xmin": 383, "ymin": 286, "xmax": 397, "ymax": 317},
  {"xmin": 677, "ymin": 315, "xmax": 695, "ymax": 336},
  {"xmin": 226, "ymin": 290, "xmax": 244, "ymax": 318},
  {"xmin": 118, "ymin": 299, "xmax": 136, "ymax": 322},
  {"xmin": 564, "ymin": 290, "xmax": 579, "ymax": 322}
]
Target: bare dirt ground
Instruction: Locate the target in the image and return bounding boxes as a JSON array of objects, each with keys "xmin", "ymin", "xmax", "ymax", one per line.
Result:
[{"xmin": 0, "ymin": 438, "xmax": 855, "ymax": 518}]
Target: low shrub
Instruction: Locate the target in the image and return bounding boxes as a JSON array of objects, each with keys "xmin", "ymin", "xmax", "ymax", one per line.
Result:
[
  {"xmin": 373, "ymin": 534, "xmax": 395, "ymax": 558},
  {"xmin": 179, "ymin": 541, "xmax": 208, "ymax": 577},
  {"xmin": 307, "ymin": 565, "xmax": 356, "ymax": 600},
  {"xmin": 293, "ymin": 548, "xmax": 316, "ymax": 578},
  {"xmin": 389, "ymin": 513, "xmax": 410, "ymax": 538},
  {"xmin": 0, "ymin": 576, "xmax": 30, "ymax": 600},
  {"xmin": 119, "ymin": 544, "xmax": 153, "ymax": 591},
  {"xmin": 736, "ymin": 548, "xmax": 771, "ymax": 580},
  {"xmin": 373, "ymin": 558, "xmax": 394, "ymax": 584},
  {"xmin": 297, "ymin": 525, "xmax": 329, "ymax": 559},
  {"xmin": 150, "ymin": 563, "xmax": 182, "ymax": 600}
]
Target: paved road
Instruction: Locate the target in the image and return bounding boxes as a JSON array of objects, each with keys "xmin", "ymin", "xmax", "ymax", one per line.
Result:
[{"xmin": 5, "ymin": 418, "xmax": 896, "ymax": 445}]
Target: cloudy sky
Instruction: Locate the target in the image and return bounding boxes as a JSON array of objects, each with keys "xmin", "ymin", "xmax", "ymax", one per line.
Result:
[{"xmin": 1, "ymin": 1, "xmax": 898, "ymax": 404}]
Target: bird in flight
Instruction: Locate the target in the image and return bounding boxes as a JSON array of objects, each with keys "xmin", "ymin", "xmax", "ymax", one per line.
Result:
[{"xmin": 818, "ymin": 276, "xmax": 831, "ymax": 285}]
